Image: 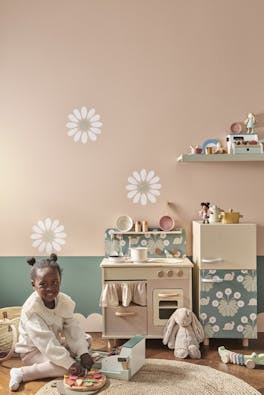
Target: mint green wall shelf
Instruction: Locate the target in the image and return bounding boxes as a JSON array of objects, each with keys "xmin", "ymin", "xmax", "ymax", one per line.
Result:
[{"xmin": 177, "ymin": 154, "xmax": 264, "ymax": 162}]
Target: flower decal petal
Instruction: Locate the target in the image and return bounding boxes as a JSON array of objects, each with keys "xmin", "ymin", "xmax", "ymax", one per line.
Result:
[
  {"xmin": 126, "ymin": 169, "xmax": 161, "ymax": 205},
  {"xmin": 31, "ymin": 218, "xmax": 67, "ymax": 254},
  {"xmin": 66, "ymin": 106, "xmax": 102, "ymax": 143}
]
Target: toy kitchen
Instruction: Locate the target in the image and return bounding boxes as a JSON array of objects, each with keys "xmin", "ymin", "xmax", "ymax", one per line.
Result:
[{"xmin": 100, "ymin": 220, "xmax": 193, "ymax": 341}]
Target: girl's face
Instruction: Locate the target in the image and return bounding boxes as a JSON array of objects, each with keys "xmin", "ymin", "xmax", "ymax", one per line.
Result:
[{"xmin": 32, "ymin": 267, "xmax": 61, "ymax": 308}]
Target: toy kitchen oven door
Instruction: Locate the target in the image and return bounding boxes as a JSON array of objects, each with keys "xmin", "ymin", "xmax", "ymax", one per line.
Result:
[
  {"xmin": 147, "ymin": 274, "xmax": 192, "ymax": 338},
  {"xmin": 153, "ymin": 287, "xmax": 183, "ymax": 325}
]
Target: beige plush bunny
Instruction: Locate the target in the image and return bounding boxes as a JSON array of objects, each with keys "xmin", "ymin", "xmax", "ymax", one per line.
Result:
[{"xmin": 163, "ymin": 307, "xmax": 204, "ymax": 359}]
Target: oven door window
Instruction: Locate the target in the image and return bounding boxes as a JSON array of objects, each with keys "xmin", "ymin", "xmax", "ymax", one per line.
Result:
[{"xmin": 153, "ymin": 288, "xmax": 184, "ymax": 326}]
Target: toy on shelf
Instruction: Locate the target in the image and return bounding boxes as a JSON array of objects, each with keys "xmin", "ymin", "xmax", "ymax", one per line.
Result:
[
  {"xmin": 208, "ymin": 204, "xmax": 222, "ymax": 223},
  {"xmin": 244, "ymin": 112, "xmax": 256, "ymax": 134},
  {"xmin": 190, "ymin": 145, "xmax": 203, "ymax": 154},
  {"xmin": 226, "ymin": 132, "xmax": 260, "ymax": 154},
  {"xmin": 218, "ymin": 346, "xmax": 264, "ymax": 369},
  {"xmin": 230, "ymin": 122, "xmax": 243, "ymax": 134},
  {"xmin": 163, "ymin": 307, "xmax": 204, "ymax": 359},
  {"xmin": 199, "ymin": 202, "xmax": 210, "ymax": 224},
  {"xmin": 214, "ymin": 142, "xmax": 226, "ymax": 154}
]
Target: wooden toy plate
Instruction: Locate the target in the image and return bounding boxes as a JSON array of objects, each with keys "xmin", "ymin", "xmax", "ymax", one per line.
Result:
[{"xmin": 64, "ymin": 372, "xmax": 106, "ymax": 392}]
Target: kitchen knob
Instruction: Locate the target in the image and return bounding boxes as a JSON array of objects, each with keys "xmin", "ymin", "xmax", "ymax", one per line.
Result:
[
  {"xmin": 177, "ymin": 270, "xmax": 183, "ymax": 277},
  {"xmin": 157, "ymin": 270, "xmax": 164, "ymax": 277},
  {"xmin": 167, "ymin": 270, "xmax": 173, "ymax": 277}
]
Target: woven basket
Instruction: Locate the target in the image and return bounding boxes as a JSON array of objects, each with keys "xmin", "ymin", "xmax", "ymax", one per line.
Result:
[{"xmin": 0, "ymin": 306, "xmax": 21, "ymax": 362}]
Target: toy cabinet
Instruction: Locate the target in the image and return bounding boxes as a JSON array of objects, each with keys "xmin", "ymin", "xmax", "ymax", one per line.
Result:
[
  {"xmin": 100, "ymin": 260, "xmax": 193, "ymax": 341},
  {"xmin": 192, "ymin": 221, "xmax": 257, "ymax": 346}
]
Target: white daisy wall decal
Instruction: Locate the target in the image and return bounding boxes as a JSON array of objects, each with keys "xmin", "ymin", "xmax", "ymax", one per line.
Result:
[
  {"xmin": 66, "ymin": 106, "xmax": 103, "ymax": 143},
  {"xmin": 31, "ymin": 218, "xmax": 67, "ymax": 254},
  {"xmin": 126, "ymin": 169, "xmax": 162, "ymax": 205}
]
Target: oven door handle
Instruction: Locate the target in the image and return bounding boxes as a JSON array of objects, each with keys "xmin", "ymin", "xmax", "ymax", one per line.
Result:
[
  {"xmin": 115, "ymin": 311, "xmax": 136, "ymax": 317},
  {"xmin": 158, "ymin": 293, "xmax": 180, "ymax": 298}
]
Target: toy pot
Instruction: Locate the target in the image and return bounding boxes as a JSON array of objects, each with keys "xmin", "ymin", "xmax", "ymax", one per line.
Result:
[
  {"xmin": 220, "ymin": 209, "xmax": 243, "ymax": 224},
  {"xmin": 130, "ymin": 247, "xmax": 148, "ymax": 262}
]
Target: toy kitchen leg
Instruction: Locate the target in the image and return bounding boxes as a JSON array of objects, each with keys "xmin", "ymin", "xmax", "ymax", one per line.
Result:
[{"xmin": 100, "ymin": 335, "xmax": 145, "ymax": 381}]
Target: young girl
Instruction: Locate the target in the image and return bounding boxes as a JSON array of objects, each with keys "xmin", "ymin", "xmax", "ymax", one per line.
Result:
[{"xmin": 9, "ymin": 254, "xmax": 93, "ymax": 391}]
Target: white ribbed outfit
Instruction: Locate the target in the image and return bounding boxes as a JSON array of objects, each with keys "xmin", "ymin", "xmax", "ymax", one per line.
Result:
[{"xmin": 15, "ymin": 291, "xmax": 89, "ymax": 381}]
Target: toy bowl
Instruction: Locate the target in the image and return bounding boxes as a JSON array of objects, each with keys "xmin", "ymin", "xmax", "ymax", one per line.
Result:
[{"xmin": 159, "ymin": 215, "xmax": 175, "ymax": 231}]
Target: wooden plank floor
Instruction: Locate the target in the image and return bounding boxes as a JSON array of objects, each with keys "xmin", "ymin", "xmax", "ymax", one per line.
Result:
[{"xmin": 0, "ymin": 333, "xmax": 263, "ymax": 394}]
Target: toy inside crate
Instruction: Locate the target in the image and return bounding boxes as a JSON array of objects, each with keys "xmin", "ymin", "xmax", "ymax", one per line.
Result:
[{"xmin": 226, "ymin": 133, "xmax": 263, "ymax": 154}]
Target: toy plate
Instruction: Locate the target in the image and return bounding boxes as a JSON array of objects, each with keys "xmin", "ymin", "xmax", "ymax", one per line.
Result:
[
  {"xmin": 230, "ymin": 122, "xmax": 242, "ymax": 134},
  {"xmin": 115, "ymin": 215, "xmax": 133, "ymax": 232},
  {"xmin": 159, "ymin": 215, "xmax": 175, "ymax": 231}
]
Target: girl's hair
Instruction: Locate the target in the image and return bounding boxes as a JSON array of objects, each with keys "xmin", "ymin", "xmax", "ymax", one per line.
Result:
[{"xmin": 27, "ymin": 253, "xmax": 63, "ymax": 280}]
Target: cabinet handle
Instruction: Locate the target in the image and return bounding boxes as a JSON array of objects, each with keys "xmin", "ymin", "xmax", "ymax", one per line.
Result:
[
  {"xmin": 115, "ymin": 311, "xmax": 136, "ymax": 317},
  {"xmin": 158, "ymin": 293, "xmax": 180, "ymax": 298},
  {"xmin": 201, "ymin": 258, "xmax": 223, "ymax": 263},
  {"xmin": 201, "ymin": 278, "xmax": 223, "ymax": 283}
]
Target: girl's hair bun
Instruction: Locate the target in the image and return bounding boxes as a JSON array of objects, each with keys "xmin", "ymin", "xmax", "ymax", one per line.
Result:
[
  {"xmin": 49, "ymin": 253, "xmax": 58, "ymax": 262},
  {"xmin": 27, "ymin": 257, "xmax": 36, "ymax": 266}
]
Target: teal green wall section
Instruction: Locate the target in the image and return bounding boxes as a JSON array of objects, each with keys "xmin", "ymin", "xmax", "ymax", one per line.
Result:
[
  {"xmin": 0, "ymin": 256, "xmax": 263, "ymax": 315},
  {"xmin": 0, "ymin": 257, "xmax": 104, "ymax": 316}
]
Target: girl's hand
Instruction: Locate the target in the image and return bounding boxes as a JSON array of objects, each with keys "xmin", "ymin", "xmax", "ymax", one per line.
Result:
[
  {"xmin": 69, "ymin": 362, "xmax": 85, "ymax": 376},
  {"xmin": 80, "ymin": 353, "xmax": 93, "ymax": 370}
]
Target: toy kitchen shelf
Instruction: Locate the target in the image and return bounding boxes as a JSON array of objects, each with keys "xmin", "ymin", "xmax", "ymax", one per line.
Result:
[
  {"xmin": 111, "ymin": 230, "xmax": 182, "ymax": 235},
  {"xmin": 177, "ymin": 153, "xmax": 264, "ymax": 162}
]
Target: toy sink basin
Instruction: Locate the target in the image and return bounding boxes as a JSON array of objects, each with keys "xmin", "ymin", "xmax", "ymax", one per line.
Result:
[{"xmin": 221, "ymin": 210, "xmax": 243, "ymax": 224}]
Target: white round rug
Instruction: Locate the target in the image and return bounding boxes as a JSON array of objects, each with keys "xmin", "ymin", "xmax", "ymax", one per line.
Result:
[{"xmin": 36, "ymin": 358, "xmax": 261, "ymax": 395}]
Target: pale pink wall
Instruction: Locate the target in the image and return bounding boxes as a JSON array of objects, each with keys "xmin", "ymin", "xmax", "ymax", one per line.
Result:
[{"xmin": 1, "ymin": 0, "xmax": 264, "ymax": 256}]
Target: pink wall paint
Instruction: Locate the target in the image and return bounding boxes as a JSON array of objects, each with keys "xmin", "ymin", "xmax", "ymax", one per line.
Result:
[{"xmin": 1, "ymin": 0, "xmax": 264, "ymax": 255}]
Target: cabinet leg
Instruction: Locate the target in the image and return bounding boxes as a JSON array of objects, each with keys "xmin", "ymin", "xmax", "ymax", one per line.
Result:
[
  {"xmin": 203, "ymin": 338, "xmax": 210, "ymax": 346},
  {"xmin": 242, "ymin": 338, "xmax": 249, "ymax": 347}
]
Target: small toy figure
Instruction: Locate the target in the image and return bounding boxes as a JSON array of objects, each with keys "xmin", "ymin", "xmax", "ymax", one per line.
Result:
[
  {"xmin": 214, "ymin": 142, "xmax": 226, "ymax": 154},
  {"xmin": 163, "ymin": 307, "xmax": 204, "ymax": 359},
  {"xmin": 218, "ymin": 346, "xmax": 264, "ymax": 369},
  {"xmin": 199, "ymin": 202, "xmax": 210, "ymax": 224},
  {"xmin": 244, "ymin": 112, "xmax": 256, "ymax": 133}
]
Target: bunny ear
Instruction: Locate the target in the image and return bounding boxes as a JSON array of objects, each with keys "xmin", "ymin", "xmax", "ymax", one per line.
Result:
[
  {"xmin": 191, "ymin": 312, "xmax": 205, "ymax": 343},
  {"xmin": 163, "ymin": 314, "xmax": 176, "ymax": 346},
  {"xmin": 167, "ymin": 324, "xmax": 179, "ymax": 349}
]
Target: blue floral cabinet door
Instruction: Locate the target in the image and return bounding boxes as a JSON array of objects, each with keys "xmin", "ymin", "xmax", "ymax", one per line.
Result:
[{"xmin": 200, "ymin": 269, "xmax": 257, "ymax": 339}]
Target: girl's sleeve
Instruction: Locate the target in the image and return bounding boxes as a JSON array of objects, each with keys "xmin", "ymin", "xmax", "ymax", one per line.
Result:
[
  {"xmin": 24, "ymin": 313, "xmax": 75, "ymax": 369},
  {"xmin": 63, "ymin": 317, "xmax": 89, "ymax": 357}
]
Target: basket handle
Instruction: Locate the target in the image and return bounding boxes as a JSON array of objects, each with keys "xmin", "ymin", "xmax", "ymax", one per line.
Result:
[{"xmin": 0, "ymin": 324, "xmax": 18, "ymax": 362}]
